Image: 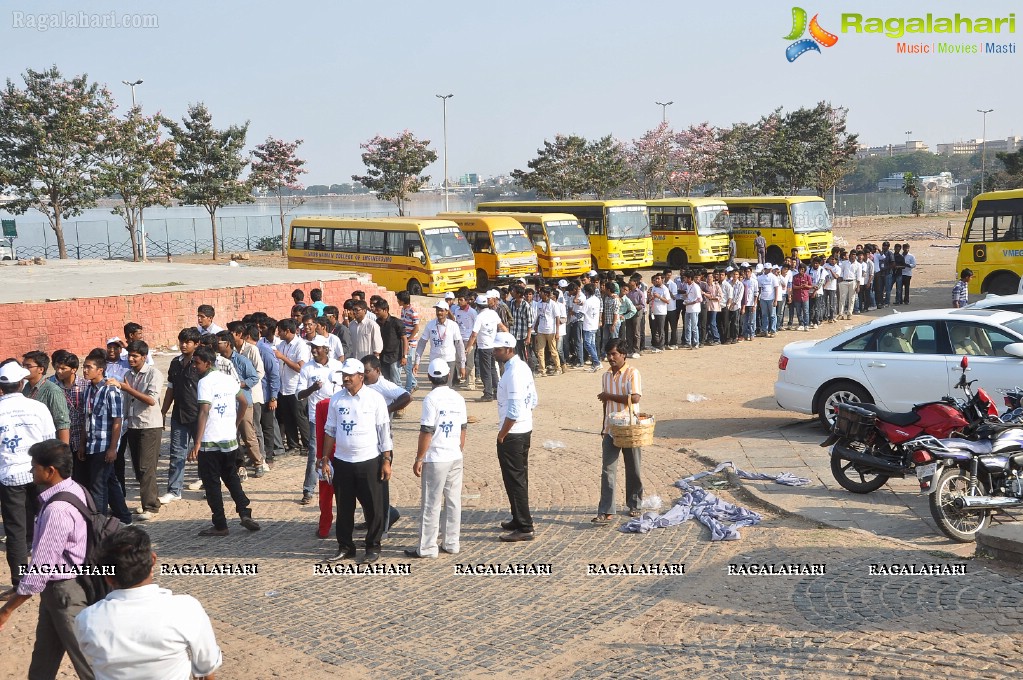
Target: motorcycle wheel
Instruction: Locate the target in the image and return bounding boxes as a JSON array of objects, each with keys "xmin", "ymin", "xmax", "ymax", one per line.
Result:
[
  {"xmin": 830, "ymin": 445, "xmax": 890, "ymax": 493},
  {"xmin": 928, "ymin": 467, "xmax": 991, "ymax": 543}
]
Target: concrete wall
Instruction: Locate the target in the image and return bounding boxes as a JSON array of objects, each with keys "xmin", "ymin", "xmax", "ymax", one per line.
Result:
[{"xmin": 0, "ymin": 278, "xmax": 402, "ymax": 359}]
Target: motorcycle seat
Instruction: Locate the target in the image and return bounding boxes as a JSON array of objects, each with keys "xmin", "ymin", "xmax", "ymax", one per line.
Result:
[{"xmin": 855, "ymin": 403, "xmax": 921, "ymax": 426}]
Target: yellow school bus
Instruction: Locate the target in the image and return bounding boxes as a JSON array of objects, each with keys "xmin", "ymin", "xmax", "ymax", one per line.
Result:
[
  {"xmin": 459, "ymin": 211, "xmax": 590, "ymax": 279},
  {"xmin": 646, "ymin": 198, "xmax": 731, "ymax": 268},
  {"xmin": 288, "ymin": 216, "xmax": 476, "ymax": 295},
  {"xmin": 723, "ymin": 196, "xmax": 833, "ymax": 264},
  {"xmin": 955, "ymin": 188, "xmax": 1023, "ymax": 295},
  {"xmin": 478, "ymin": 200, "xmax": 653, "ymax": 272},
  {"xmin": 435, "ymin": 213, "xmax": 539, "ymax": 288}
]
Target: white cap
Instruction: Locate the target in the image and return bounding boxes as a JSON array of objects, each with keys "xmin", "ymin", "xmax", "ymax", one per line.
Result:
[
  {"xmin": 444, "ymin": 292, "xmax": 455, "ymax": 300},
  {"xmin": 754, "ymin": 263, "xmax": 764, "ymax": 272},
  {"xmin": 493, "ymin": 331, "xmax": 517, "ymax": 349},
  {"xmin": 516, "ymin": 278, "xmax": 527, "ymax": 284},
  {"xmin": 772, "ymin": 263, "xmax": 781, "ymax": 269},
  {"xmin": 428, "ymin": 358, "xmax": 450, "ymax": 377},
  {"xmin": 0, "ymin": 363, "xmax": 29, "ymax": 384},
  {"xmin": 433, "ymin": 300, "xmax": 449, "ymax": 310},
  {"xmin": 725, "ymin": 266, "xmax": 734, "ymax": 272},
  {"xmin": 558, "ymin": 279, "xmax": 569, "ymax": 288},
  {"xmin": 338, "ymin": 358, "xmax": 365, "ymax": 375},
  {"xmin": 740, "ymin": 262, "xmax": 749, "ymax": 268},
  {"xmin": 486, "ymin": 290, "xmax": 500, "ymax": 299},
  {"xmin": 588, "ymin": 270, "xmax": 598, "ymax": 277},
  {"xmin": 106, "ymin": 336, "xmax": 123, "ymax": 346},
  {"xmin": 475, "ymin": 294, "xmax": 488, "ymax": 305},
  {"xmin": 308, "ymin": 336, "xmax": 329, "ymax": 348}
]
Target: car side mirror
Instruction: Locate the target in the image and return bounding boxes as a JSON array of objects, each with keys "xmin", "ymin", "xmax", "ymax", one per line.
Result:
[{"xmin": 1004, "ymin": 343, "xmax": 1023, "ymax": 359}]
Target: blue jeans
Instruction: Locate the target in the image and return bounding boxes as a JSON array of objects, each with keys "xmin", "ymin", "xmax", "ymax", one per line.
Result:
[
  {"xmin": 684, "ymin": 311, "xmax": 700, "ymax": 347},
  {"xmin": 795, "ymin": 299, "xmax": 810, "ymax": 327},
  {"xmin": 759, "ymin": 299, "xmax": 777, "ymax": 334},
  {"xmin": 741, "ymin": 308, "xmax": 756, "ymax": 338},
  {"xmin": 304, "ymin": 422, "xmax": 318, "ymax": 496},
  {"xmin": 89, "ymin": 456, "xmax": 131, "ymax": 523},
  {"xmin": 707, "ymin": 310, "xmax": 720, "ymax": 341},
  {"xmin": 168, "ymin": 417, "xmax": 196, "ymax": 497},
  {"xmin": 402, "ymin": 342, "xmax": 418, "ymax": 392},
  {"xmin": 583, "ymin": 330, "xmax": 600, "ymax": 367}
]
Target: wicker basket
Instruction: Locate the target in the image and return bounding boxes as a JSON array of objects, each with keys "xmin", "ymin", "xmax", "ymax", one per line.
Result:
[{"xmin": 609, "ymin": 394, "xmax": 655, "ymax": 448}]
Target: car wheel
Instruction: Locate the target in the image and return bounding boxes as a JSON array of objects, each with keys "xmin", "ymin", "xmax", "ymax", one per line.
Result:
[{"xmin": 816, "ymin": 380, "xmax": 870, "ymax": 429}]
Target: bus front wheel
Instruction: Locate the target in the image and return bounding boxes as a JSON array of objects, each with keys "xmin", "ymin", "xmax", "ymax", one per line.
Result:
[
  {"xmin": 668, "ymin": 248, "xmax": 688, "ymax": 269},
  {"xmin": 591, "ymin": 257, "xmax": 600, "ymax": 273},
  {"xmin": 407, "ymin": 279, "xmax": 424, "ymax": 296},
  {"xmin": 983, "ymin": 271, "xmax": 1019, "ymax": 296},
  {"xmin": 766, "ymin": 245, "xmax": 784, "ymax": 265},
  {"xmin": 476, "ymin": 269, "xmax": 489, "ymax": 289}
]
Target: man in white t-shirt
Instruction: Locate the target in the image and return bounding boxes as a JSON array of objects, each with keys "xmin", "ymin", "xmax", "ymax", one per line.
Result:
[
  {"xmin": 494, "ymin": 332, "xmax": 538, "ymax": 542},
  {"xmin": 532, "ymin": 286, "xmax": 562, "ymax": 377},
  {"xmin": 188, "ymin": 346, "xmax": 261, "ymax": 537},
  {"xmin": 837, "ymin": 250, "xmax": 858, "ymax": 320},
  {"xmin": 647, "ymin": 273, "xmax": 670, "ymax": 352},
  {"xmin": 296, "ymin": 336, "xmax": 342, "ymax": 506},
  {"xmin": 76, "ymin": 526, "xmax": 223, "ymax": 680},
  {"xmin": 466, "ymin": 292, "xmax": 506, "ymax": 402},
  {"xmin": 757, "ymin": 265, "xmax": 780, "ymax": 336},
  {"xmin": 451, "ymin": 292, "xmax": 478, "ymax": 389},
  {"xmin": 415, "ymin": 301, "xmax": 466, "ymax": 387},
  {"xmin": 404, "ymin": 358, "xmax": 467, "ymax": 559},
  {"xmin": 581, "ymin": 283, "xmax": 603, "ymax": 370},
  {"xmin": 273, "ymin": 318, "xmax": 310, "ymax": 454}
]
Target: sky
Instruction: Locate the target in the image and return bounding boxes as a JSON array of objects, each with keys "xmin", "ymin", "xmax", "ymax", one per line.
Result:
[{"xmin": 1, "ymin": 0, "xmax": 1019, "ymax": 185}]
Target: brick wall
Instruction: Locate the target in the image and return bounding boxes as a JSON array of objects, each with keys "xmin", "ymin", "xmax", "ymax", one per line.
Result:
[{"xmin": 0, "ymin": 277, "xmax": 412, "ymax": 359}]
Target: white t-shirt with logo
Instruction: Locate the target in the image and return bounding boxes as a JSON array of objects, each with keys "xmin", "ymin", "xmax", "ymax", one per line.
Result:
[
  {"xmin": 472, "ymin": 308, "xmax": 501, "ymax": 350},
  {"xmin": 196, "ymin": 371, "xmax": 241, "ymax": 451},
  {"xmin": 582, "ymin": 295, "xmax": 602, "ymax": 332},
  {"xmin": 649, "ymin": 285, "xmax": 669, "ymax": 316},
  {"xmin": 296, "ymin": 358, "xmax": 342, "ymax": 421},
  {"xmin": 497, "ymin": 355, "xmax": 538, "ymax": 434},
  {"xmin": 420, "ymin": 385, "xmax": 467, "ymax": 463}
]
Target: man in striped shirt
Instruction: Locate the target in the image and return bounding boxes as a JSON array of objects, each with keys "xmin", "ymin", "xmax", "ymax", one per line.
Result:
[{"xmin": 592, "ymin": 339, "xmax": 644, "ymax": 524}]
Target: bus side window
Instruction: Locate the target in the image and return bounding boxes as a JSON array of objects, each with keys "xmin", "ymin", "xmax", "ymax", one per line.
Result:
[
  {"xmin": 525, "ymin": 223, "xmax": 546, "ymax": 250},
  {"xmin": 333, "ymin": 229, "xmax": 357, "ymax": 251},
  {"xmin": 965, "ymin": 216, "xmax": 990, "ymax": 243},
  {"xmin": 291, "ymin": 227, "xmax": 307, "ymax": 249},
  {"xmin": 385, "ymin": 231, "xmax": 405, "ymax": 255},
  {"xmin": 679, "ymin": 211, "xmax": 694, "ymax": 232},
  {"xmin": 405, "ymin": 232, "xmax": 424, "ymax": 259},
  {"xmin": 586, "ymin": 217, "xmax": 604, "ymax": 236}
]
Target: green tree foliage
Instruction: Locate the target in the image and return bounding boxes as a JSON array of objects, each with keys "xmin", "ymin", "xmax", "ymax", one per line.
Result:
[
  {"xmin": 844, "ymin": 151, "xmax": 980, "ymax": 193},
  {"xmin": 585, "ymin": 135, "xmax": 630, "ymax": 199},
  {"xmin": 0, "ymin": 66, "xmax": 115, "ymax": 259},
  {"xmin": 903, "ymin": 172, "xmax": 922, "ymax": 215},
  {"xmin": 97, "ymin": 108, "xmax": 177, "ymax": 261},
  {"xmin": 352, "ymin": 130, "xmax": 437, "ymax": 216},
  {"xmin": 249, "ymin": 137, "xmax": 307, "ymax": 255},
  {"xmin": 513, "ymin": 133, "xmax": 629, "ymax": 199},
  {"xmin": 162, "ymin": 103, "xmax": 252, "ymax": 260}
]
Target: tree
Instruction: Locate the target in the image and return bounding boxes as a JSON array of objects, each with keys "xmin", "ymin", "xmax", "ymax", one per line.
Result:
[
  {"xmin": 511, "ymin": 134, "xmax": 589, "ymax": 199},
  {"xmin": 584, "ymin": 135, "xmax": 630, "ymax": 199},
  {"xmin": 0, "ymin": 66, "xmax": 115, "ymax": 259},
  {"xmin": 626, "ymin": 123, "xmax": 674, "ymax": 198},
  {"xmin": 249, "ymin": 137, "xmax": 307, "ymax": 255},
  {"xmin": 162, "ymin": 103, "xmax": 252, "ymax": 260},
  {"xmin": 903, "ymin": 172, "xmax": 922, "ymax": 215},
  {"xmin": 669, "ymin": 123, "xmax": 722, "ymax": 197},
  {"xmin": 352, "ymin": 130, "xmax": 437, "ymax": 216},
  {"xmin": 97, "ymin": 108, "xmax": 177, "ymax": 261},
  {"xmin": 783, "ymin": 102, "xmax": 858, "ymax": 198}
]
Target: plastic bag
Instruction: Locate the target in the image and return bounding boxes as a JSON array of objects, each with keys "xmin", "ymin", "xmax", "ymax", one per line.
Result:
[
  {"xmin": 542, "ymin": 440, "xmax": 566, "ymax": 450},
  {"xmin": 640, "ymin": 495, "xmax": 662, "ymax": 510},
  {"xmin": 686, "ymin": 393, "xmax": 709, "ymax": 402}
]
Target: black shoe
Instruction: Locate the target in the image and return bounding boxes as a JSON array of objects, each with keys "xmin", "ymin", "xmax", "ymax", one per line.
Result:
[
  {"xmin": 480, "ymin": 395, "xmax": 495, "ymax": 403},
  {"xmin": 328, "ymin": 547, "xmax": 357, "ymax": 561},
  {"xmin": 403, "ymin": 548, "xmax": 437, "ymax": 558},
  {"xmin": 499, "ymin": 530, "xmax": 535, "ymax": 542},
  {"xmin": 388, "ymin": 506, "xmax": 401, "ymax": 529},
  {"xmin": 240, "ymin": 517, "xmax": 261, "ymax": 532},
  {"xmin": 363, "ymin": 550, "xmax": 380, "ymax": 563},
  {"xmin": 354, "ymin": 521, "xmax": 367, "ymax": 530},
  {"xmin": 500, "ymin": 520, "xmax": 521, "ymax": 531}
]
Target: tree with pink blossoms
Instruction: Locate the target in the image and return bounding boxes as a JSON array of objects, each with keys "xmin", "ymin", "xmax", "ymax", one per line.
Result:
[
  {"xmin": 352, "ymin": 131, "xmax": 436, "ymax": 216},
  {"xmin": 669, "ymin": 123, "xmax": 722, "ymax": 197},
  {"xmin": 626, "ymin": 123, "xmax": 674, "ymax": 198},
  {"xmin": 250, "ymin": 137, "xmax": 307, "ymax": 255}
]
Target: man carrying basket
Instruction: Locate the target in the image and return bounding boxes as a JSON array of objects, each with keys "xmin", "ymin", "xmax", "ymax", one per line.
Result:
[{"xmin": 593, "ymin": 339, "xmax": 646, "ymax": 525}]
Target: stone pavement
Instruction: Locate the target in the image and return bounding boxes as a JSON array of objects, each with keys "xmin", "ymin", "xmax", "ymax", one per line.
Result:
[{"xmin": 693, "ymin": 418, "xmax": 1023, "ymax": 558}]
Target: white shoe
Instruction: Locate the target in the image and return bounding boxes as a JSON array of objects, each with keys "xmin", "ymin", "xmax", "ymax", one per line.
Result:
[
  {"xmin": 187, "ymin": 480, "xmax": 203, "ymax": 491},
  {"xmin": 133, "ymin": 511, "xmax": 154, "ymax": 521},
  {"xmin": 797, "ymin": 325, "xmax": 806, "ymax": 331},
  {"xmin": 158, "ymin": 493, "xmax": 181, "ymax": 504},
  {"xmin": 631, "ymin": 353, "xmax": 640, "ymax": 359}
]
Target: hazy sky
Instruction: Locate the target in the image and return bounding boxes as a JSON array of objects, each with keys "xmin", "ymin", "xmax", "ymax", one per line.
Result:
[{"xmin": 2, "ymin": 0, "xmax": 1019, "ymax": 184}]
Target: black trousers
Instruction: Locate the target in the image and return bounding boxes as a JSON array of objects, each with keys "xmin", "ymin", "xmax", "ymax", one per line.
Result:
[
  {"xmin": 30, "ymin": 579, "xmax": 95, "ymax": 680},
  {"xmin": 477, "ymin": 347, "xmax": 498, "ymax": 398},
  {"xmin": 276, "ymin": 393, "xmax": 308, "ymax": 450},
  {"xmin": 497, "ymin": 431, "xmax": 533, "ymax": 532},
  {"xmin": 666, "ymin": 308, "xmax": 680, "ymax": 346},
  {"xmin": 624, "ymin": 316, "xmax": 639, "ymax": 355},
  {"xmin": 332, "ymin": 455, "xmax": 386, "ymax": 551},
  {"xmin": 198, "ymin": 448, "xmax": 252, "ymax": 530},
  {"xmin": 651, "ymin": 314, "xmax": 666, "ymax": 349},
  {"xmin": 0, "ymin": 482, "xmax": 39, "ymax": 588},
  {"xmin": 127, "ymin": 427, "xmax": 163, "ymax": 512},
  {"xmin": 901, "ymin": 275, "xmax": 912, "ymax": 304},
  {"xmin": 259, "ymin": 400, "xmax": 283, "ymax": 459},
  {"xmin": 115, "ymin": 432, "xmax": 128, "ymax": 495}
]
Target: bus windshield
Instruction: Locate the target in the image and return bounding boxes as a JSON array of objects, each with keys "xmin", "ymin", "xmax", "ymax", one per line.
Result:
[
  {"xmin": 790, "ymin": 201, "xmax": 833, "ymax": 233},
  {"xmin": 695, "ymin": 206, "xmax": 730, "ymax": 235},
  {"xmin": 422, "ymin": 227, "xmax": 474, "ymax": 263},
  {"xmin": 492, "ymin": 229, "xmax": 534, "ymax": 254},
  {"xmin": 545, "ymin": 220, "xmax": 590, "ymax": 251},
  {"xmin": 606, "ymin": 206, "xmax": 651, "ymax": 239}
]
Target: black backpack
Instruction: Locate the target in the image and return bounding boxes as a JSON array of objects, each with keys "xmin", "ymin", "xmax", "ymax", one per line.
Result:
[{"xmin": 44, "ymin": 490, "xmax": 122, "ymax": 605}]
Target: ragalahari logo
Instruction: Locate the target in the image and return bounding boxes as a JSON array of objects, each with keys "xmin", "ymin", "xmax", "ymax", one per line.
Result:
[{"xmin": 785, "ymin": 7, "xmax": 839, "ymax": 61}]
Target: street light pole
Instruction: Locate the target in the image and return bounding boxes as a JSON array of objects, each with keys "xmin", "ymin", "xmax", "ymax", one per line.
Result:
[
  {"xmin": 655, "ymin": 101, "xmax": 673, "ymax": 124},
  {"xmin": 122, "ymin": 79, "xmax": 146, "ymax": 261},
  {"xmin": 904, "ymin": 130, "xmax": 912, "ymax": 152},
  {"xmin": 978, "ymin": 108, "xmax": 993, "ymax": 195},
  {"xmin": 436, "ymin": 94, "xmax": 454, "ymax": 211}
]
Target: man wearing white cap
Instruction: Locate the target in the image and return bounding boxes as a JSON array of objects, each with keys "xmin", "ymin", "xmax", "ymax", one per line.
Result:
[
  {"xmin": 405, "ymin": 358, "xmax": 467, "ymax": 558},
  {"xmin": 320, "ymin": 359, "xmax": 393, "ymax": 563},
  {"xmin": 296, "ymin": 336, "xmax": 342, "ymax": 506},
  {"xmin": 0, "ymin": 361, "xmax": 57, "ymax": 599},
  {"xmin": 493, "ymin": 331, "xmax": 538, "ymax": 542},
  {"xmin": 451, "ymin": 291, "xmax": 478, "ymax": 390},
  {"xmin": 465, "ymin": 292, "xmax": 507, "ymax": 402},
  {"xmin": 415, "ymin": 301, "xmax": 465, "ymax": 387},
  {"xmin": 104, "ymin": 338, "xmax": 130, "ymax": 382}
]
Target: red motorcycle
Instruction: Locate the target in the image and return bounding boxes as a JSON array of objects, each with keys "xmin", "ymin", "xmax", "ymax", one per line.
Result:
[{"xmin": 820, "ymin": 356, "xmax": 1000, "ymax": 493}]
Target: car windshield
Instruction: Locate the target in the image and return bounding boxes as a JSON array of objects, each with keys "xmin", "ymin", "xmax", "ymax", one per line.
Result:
[
  {"xmin": 790, "ymin": 201, "xmax": 833, "ymax": 233},
  {"xmin": 422, "ymin": 227, "xmax": 474, "ymax": 263},
  {"xmin": 492, "ymin": 229, "xmax": 534, "ymax": 254},
  {"xmin": 606, "ymin": 205, "xmax": 651, "ymax": 239},
  {"xmin": 1000, "ymin": 316, "xmax": 1023, "ymax": 338},
  {"xmin": 545, "ymin": 220, "xmax": 590, "ymax": 251},
  {"xmin": 695, "ymin": 205, "xmax": 730, "ymax": 235}
]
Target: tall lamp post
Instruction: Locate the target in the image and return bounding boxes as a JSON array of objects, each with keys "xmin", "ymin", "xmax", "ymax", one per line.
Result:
[
  {"xmin": 122, "ymin": 79, "xmax": 146, "ymax": 261},
  {"xmin": 904, "ymin": 130, "xmax": 912, "ymax": 152},
  {"xmin": 436, "ymin": 94, "xmax": 454, "ymax": 211},
  {"xmin": 655, "ymin": 101, "xmax": 673, "ymax": 124},
  {"xmin": 978, "ymin": 108, "xmax": 993, "ymax": 195}
]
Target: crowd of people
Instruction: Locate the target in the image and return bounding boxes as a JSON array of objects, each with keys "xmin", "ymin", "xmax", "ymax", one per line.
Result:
[{"xmin": 0, "ymin": 245, "xmax": 921, "ymax": 676}]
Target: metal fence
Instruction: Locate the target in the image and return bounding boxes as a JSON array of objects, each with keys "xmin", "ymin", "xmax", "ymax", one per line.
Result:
[{"xmin": 830, "ymin": 192, "xmax": 969, "ymax": 217}]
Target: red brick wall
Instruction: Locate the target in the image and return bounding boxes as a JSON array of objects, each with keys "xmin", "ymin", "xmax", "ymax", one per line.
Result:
[{"xmin": 0, "ymin": 278, "xmax": 407, "ymax": 359}]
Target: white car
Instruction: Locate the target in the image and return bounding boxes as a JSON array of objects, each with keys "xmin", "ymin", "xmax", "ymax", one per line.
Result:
[
  {"xmin": 967, "ymin": 293, "xmax": 1023, "ymax": 315},
  {"xmin": 774, "ymin": 308, "xmax": 1023, "ymax": 427}
]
